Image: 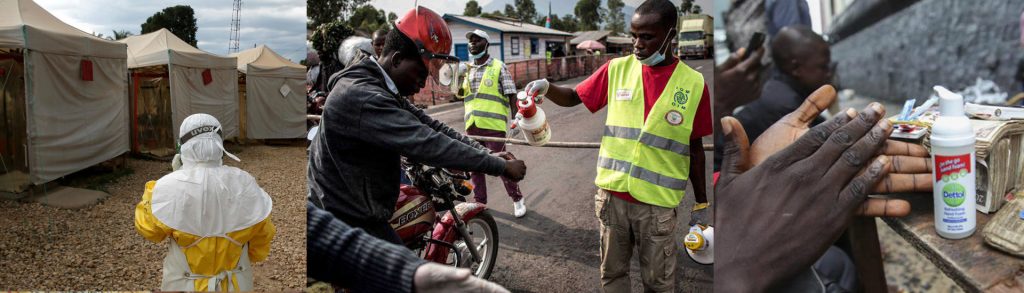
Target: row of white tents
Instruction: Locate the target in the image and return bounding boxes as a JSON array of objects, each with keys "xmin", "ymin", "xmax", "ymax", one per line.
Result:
[{"xmin": 0, "ymin": 0, "xmax": 305, "ymax": 192}]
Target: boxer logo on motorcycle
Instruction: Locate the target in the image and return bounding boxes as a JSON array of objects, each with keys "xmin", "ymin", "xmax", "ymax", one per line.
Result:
[{"xmin": 307, "ymin": 5, "xmax": 526, "ymax": 277}]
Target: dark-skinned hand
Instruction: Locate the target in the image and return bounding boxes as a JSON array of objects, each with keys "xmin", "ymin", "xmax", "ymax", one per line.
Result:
[
  {"xmin": 714, "ymin": 47, "xmax": 766, "ymax": 116},
  {"xmin": 747, "ymin": 85, "xmax": 932, "ymax": 217},
  {"xmin": 501, "ymin": 154, "xmax": 526, "ymax": 182},
  {"xmin": 715, "ymin": 93, "xmax": 893, "ymax": 292}
]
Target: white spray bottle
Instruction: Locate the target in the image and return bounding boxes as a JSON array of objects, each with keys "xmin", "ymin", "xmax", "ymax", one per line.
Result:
[
  {"xmin": 931, "ymin": 85, "xmax": 976, "ymax": 239},
  {"xmin": 512, "ymin": 91, "xmax": 551, "ymax": 146}
]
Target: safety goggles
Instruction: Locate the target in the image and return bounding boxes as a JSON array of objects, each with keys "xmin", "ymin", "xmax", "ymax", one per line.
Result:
[{"xmin": 178, "ymin": 125, "xmax": 222, "ymax": 146}]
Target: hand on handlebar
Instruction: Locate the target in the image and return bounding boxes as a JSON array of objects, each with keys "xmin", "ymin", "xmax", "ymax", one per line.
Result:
[
  {"xmin": 494, "ymin": 151, "xmax": 517, "ymax": 161},
  {"xmin": 502, "ymin": 157, "xmax": 526, "ymax": 182}
]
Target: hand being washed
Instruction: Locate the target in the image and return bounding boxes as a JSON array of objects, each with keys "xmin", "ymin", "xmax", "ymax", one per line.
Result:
[
  {"xmin": 746, "ymin": 85, "xmax": 932, "ymax": 217},
  {"xmin": 716, "ymin": 90, "xmax": 893, "ymax": 291}
]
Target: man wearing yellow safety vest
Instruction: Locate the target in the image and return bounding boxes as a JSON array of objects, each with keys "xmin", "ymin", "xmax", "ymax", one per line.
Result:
[
  {"xmin": 524, "ymin": 0, "xmax": 711, "ymax": 291},
  {"xmin": 457, "ymin": 29, "xmax": 528, "ymax": 218}
]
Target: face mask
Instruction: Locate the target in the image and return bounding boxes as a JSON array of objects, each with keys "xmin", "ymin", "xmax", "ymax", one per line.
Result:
[
  {"xmin": 636, "ymin": 29, "xmax": 675, "ymax": 66},
  {"xmin": 470, "ymin": 43, "xmax": 487, "ymax": 60},
  {"xmin": 470, "ymin": 49, "xmax": 486, "ymax": 60}
]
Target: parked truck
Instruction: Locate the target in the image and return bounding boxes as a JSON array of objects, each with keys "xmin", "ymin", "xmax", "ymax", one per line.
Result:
[{"xmin": 678, "ymin": 14, "xmax": 713, "ymax": 59}]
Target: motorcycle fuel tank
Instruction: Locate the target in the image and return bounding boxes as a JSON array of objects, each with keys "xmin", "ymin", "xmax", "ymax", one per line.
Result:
[{"xmin": 391, "ymin": 186, "xmax": 437, "ymax": 243}]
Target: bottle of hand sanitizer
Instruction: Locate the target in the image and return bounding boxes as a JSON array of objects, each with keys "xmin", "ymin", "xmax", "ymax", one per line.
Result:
[{"xmin": 930, "ymin": 86, "xmax": 976, "ymax": 239}]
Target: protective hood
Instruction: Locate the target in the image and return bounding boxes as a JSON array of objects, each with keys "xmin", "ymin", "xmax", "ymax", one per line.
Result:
[{"xmin": 151, "ymin": 114, "xmax": 272, "ymax": 237}]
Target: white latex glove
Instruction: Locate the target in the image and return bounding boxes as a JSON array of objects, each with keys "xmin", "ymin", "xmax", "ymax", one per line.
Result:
[
  {"xmin": 413, "ymin": 262, "xmax": 510, "ymax": 293},
  {"xmin": 171, "ymin": 154, "xmax": 182, "ymax": 171},
  {"xmin": 524, "ymin": 79, "xmax": 549, "ymax": 98}
]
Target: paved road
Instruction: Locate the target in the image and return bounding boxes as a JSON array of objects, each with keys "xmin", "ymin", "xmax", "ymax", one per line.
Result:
[{"xmin": 429, "ymin": 58, "xmax": 714, "ymax": 292}]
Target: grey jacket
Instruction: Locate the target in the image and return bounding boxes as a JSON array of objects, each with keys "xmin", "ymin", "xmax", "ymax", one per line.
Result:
[
  {"xmin": 308, "ymin": 57, "xmax": 505, "ymax": 232},
  {"xmin": 307, "ymin": 202, "xmax": 426, "ymax": 292}
]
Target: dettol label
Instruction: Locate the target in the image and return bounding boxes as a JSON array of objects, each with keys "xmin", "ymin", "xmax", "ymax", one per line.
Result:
[
  {"xmin": 930, "ymin": 86, "xmax": 976, "ymax": 239},
  {"xmin": 933, "ymin": 153, "xmax": 976, "ymax": 239}
]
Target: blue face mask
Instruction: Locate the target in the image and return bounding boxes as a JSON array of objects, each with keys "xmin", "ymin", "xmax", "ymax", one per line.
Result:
[
  {"xmin": 636, "ymin": 29, "xmax": 675, "ymax": 66},
  {"xmin": 470, "ymin": 49, "xmax": 486, "ymax": 60},
  {"xmin": 470, "ymin": 42, "xmax": 488, "ymax": 60}
]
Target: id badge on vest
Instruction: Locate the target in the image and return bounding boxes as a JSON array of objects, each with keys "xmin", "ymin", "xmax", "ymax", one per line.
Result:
[{"xmin": 615, "ymin": 89, "xmax": 633, "ymax": 101}]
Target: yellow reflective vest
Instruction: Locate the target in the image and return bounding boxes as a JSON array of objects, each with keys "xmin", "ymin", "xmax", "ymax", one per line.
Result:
[
  {"xmin": 461, "ymin": 59, "xmax": 511, "ymax": 132},
  {"xmin": 594, "ymin": 56, "xmax": 704, "ymax": 208}
]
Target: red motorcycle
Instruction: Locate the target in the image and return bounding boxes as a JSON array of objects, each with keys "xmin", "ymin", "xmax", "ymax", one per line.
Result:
[{"xmin": 389, "ymin": 160, "xmax": 499, "ymax": 279}]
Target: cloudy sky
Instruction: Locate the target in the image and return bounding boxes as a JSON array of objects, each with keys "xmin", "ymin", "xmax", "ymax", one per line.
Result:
[
  {"xmin": 35, "ymin": 0, "xmax": 306, "ymax": 62},
  {"xmin": 368, "ymin": 0, "xmax": 714, "ymax": 25}
]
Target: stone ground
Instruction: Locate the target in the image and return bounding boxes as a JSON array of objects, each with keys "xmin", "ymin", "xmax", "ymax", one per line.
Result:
[{"xmin": 0, "ymin": 143, "xmax": 306, "ymax": 290}]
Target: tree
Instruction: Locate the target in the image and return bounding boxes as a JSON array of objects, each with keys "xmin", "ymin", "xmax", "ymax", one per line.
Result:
[
  {"xmin": 538, "ymin": 14, "xmax": 580, "ymax": 32},
  {"xmin": 464, "ymin": 0, "xmax": 482, "ymax": 17},
  {"xmin": 540, "ymin": 14, "xmax": 579, "ymax": 32},
  {"xmin": 559, "ymin": 14, "xmax": 580, "ymax": 32},
  {"xmin": 605, "ymin": 0, "xmax": 625, "ymax": 35},
  {"xmin": 311, "ymin": 20, "xmax": 354, "ymax": 61},
  {"xmin": 348, "ymin": 5, "xmax": 387, "ymax": 33},
  {"xmin": 574, "ymin": 0, "xmax": 605, "ymax": 31},
  {"xmin": 679, "ymin": 0, "xmax": 693, "ymax": 15},
  {"xmin": 307, "ymin": 0, "xmax": 370, "ymax": 30},
  {"xmin": 388, "ymin": 12, "xmax": 398, "ymax": 26},
  {"xmin": 112, "ymin": 29, "xmax": 133, "ymax": 40},
  {"xmin": 141, "ymin": 5, "xmax": 198, "ymax": 46},
  {"xmin": 514, "ymin": 0, "xmax": 537, "ymax": 23},
  {"xmin": 504, "ymin": 4, "xmax": 517, "ymax": 18},
  {"xmin": 691, "ymin": 4, "xmax": 703, "ymax": 15},
  {"xmin": 480, "ymin": 10, "xmax": 504, "ymax": 18}
]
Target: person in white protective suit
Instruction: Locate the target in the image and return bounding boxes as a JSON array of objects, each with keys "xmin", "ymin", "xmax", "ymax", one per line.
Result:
[{"xmin": 135, "ymin": 113, "xmax": 275, "ymax": 291}]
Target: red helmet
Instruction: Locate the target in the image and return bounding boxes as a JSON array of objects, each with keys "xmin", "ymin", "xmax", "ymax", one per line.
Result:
[
  {"xmin": 394, "ymin": 6, "xmax": 460, "ymax": 91},
  {"xmin": 395, "ymin": 6, "xmax": 458, "ymax": 62}
]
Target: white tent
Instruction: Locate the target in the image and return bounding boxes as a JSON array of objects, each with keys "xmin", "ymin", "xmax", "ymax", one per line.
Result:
[
  {"xmin": 0, "ymin": 0, "xmax": 129, "ymax": 190},
  {"xmin": 120, "ymin": 28, "xmax": 239, "ymax": 147},
  {"xmin": 231, "ymin": 45, "xmax": 306, "ymax": 139}
]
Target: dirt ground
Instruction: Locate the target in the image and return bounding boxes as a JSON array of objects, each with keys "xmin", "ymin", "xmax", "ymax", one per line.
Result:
[{"xmin": 0, "ymin": 144, "xmax": 307, "ymax": 290}]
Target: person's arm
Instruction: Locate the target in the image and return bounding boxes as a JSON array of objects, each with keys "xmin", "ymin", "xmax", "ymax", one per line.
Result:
[
  {"xmin": 525, "ymin": 62, "xmax": 611, "ymax": 109},
  {"xmin": 499, "ymin": 65, "xmax": 518, "ymax": 116},
  {"xmin": 538, "ymin": 81, "xmax": 582, "ymax": 107},
  {"xmin": 134, "ymin": 180, "xmax": 171, "ymax": 243},
  {"xmin": 716, "ymin": 86, "xmax": 893, "ymax": 291},
  {"xmin": 246, "ymin": 217, "xmax": 276, "ymax": 262},
  {"xmin": 403, "ymin": 98, "xmax": 491, "ymax": 152},
  {"xmin": 307, "ymin": 202, "xmax": 426, "ymax": 292},
  {"xmin": 689, "ymin": 137, "xmax": 707, "ymax": 204},
  {"xmin": 358, "ymin": 94, "xmax": 505, "ymax": 176},
  {"xmin": 713, "ymin": 47, "xmax": 765, "ymax": 144},
  {"xmin": 307, "ymin": 203, "xmax": 511, "ymax": 293}
]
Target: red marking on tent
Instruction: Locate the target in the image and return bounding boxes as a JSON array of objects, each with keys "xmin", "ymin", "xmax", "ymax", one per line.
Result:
[
  {"xmin": 80, "ymin": 60, "xmax": 93, "ymax": 81},
  {"xmin": 202, "ymin": 69, "xmax": 212, "ymax": 85}
]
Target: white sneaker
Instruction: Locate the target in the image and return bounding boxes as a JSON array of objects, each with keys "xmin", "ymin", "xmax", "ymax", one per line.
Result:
[{"xmin": 513, "ymin": 200, "xmax": 526, "ymax": 218}]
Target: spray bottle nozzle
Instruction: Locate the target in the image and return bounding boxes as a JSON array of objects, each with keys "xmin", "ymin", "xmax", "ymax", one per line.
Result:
[
  {"xmin": 517, "ymin": 91, "xmax": 539, "ymax": 118},
  {"xmin": 933, "ymin": 85, "xmax": 965, "ymax": 117}
]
